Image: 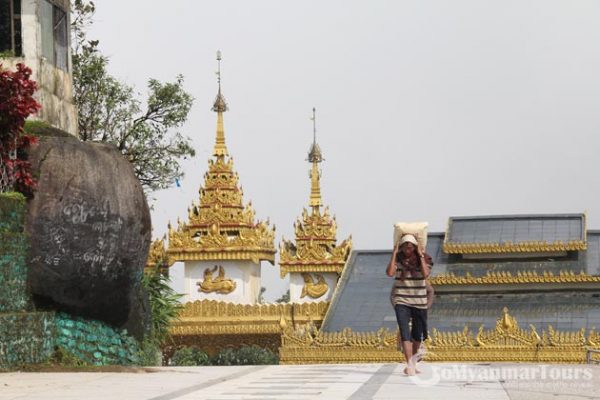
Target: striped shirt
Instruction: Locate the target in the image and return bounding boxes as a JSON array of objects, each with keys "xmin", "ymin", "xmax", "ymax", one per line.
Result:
[{"xmin": 391, "ymin": 259, "xmax": 428, "ymax": 309}]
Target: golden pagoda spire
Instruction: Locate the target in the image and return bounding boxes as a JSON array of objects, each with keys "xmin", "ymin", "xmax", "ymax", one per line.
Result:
[
  {"xmin": 212, "ymin": 50, "xmax": 228, "ymax": 157},
  {"xmin": 308, "ymin": 107, "xmax": 323, "ymax": 211},
  {"xmin": 278, "ymin": 109, "xmax": 352, "ymax": 278},
  {"xmin": 167, "ymin": 51, "xmax": 276, "ymax": 265}
]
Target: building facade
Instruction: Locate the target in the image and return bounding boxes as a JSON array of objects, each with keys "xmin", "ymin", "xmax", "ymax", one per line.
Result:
[{"xmin": 1, "ymin": 0, "xmax": 77, "ymax": 135}]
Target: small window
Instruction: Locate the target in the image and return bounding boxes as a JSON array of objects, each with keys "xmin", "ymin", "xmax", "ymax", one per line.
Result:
[
  {"xmin": 0, "ymin": 0, "xmax": 22, "ymax": 57},
  {"xmin": 40, "ymin": 0, "xmax": 68, "ymax": 70}
]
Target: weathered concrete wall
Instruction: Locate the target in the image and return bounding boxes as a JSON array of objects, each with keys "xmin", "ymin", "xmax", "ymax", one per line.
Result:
[
  {"xmin": 0, "ymin": 311, "xmax": 56, "ymax": 368},
  {"xmin": 0, "ymin": 0, "xmax": 78, "ymax": 136},
  {"xmin": 0, "ymin": 193, "xmax": 55, "ymax": 368},
  {"xmin": 0, "ymin": 193, "xmax": 31, "ymax": 313}
]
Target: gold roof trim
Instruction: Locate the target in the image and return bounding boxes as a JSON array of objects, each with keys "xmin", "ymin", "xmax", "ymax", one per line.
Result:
[
  {"xmin": 280, "ymin": 307, "xmax": 600, "ymax": 364},
  {"xmin": 280, "ymin": 263, "xmax": 346, "ymax": 278},
  {"xmin": 443, "ymin": 240, "xmax": 587, "ymax": 254},
  {"xmin": 430, "ymin": 269, "xmax": 600, "ymax": 285},
  {"xmin": 279, "ymin": 207, "xmax": 352, "ymax": 278},
  {"xmin": 170, "ymin": 300, "xmax": 329, "ymax": 336},
  {"xmin": 167, "ymin": 53, "xmax": 275, "ymax": 263}
]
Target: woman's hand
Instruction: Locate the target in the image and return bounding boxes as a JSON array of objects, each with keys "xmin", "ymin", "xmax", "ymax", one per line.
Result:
[
  {"xmin": 386, "ymin": 242, "xmax": 400, "ymax": 277},
  {"xmin": 417, "ymin": 245, "xmax": 425, "ymax": 257}
]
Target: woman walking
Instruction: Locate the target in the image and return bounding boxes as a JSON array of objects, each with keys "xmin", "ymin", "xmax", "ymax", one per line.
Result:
[{"xmin": 386, "ymin": 234, "xmax": 431, "ymax": 376}]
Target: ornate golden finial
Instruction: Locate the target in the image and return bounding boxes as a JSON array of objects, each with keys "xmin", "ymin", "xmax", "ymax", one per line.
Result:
[
  {"xmin": 308, "ymin": 108, "xmax": 323, "ymax": 210},
  {"xmin": 308, "ymin": 107, "xmax": 323, "ymax": 163},
  {"xmin": 166, "ymin": 51, "xmax": 275, "ymax": 265},
  {"xmin": 212, "ymin": 50, "xmax": 228, "ymax": 157},
  {"xmin": 278, "ymin": 108, "xmax": 352, "ymax": 278}
]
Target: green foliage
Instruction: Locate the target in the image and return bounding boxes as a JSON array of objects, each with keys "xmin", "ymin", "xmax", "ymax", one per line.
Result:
[
  {"xmin": 211, "ymin": 346, "xmax": 279, "ymax": 366},
  {"xmin": 137, "ymin": 338, "xmax": 162, "ymax": 366},
  {"xmin": 142, "ymin": 266, "xmax": 183, "ymax": 347},
  {"xmin": 275, "ymin": 289, "xmax": 290, "ymax": 303},
  {"xmin": 0, "ymin": 50, "xmax": 16, "ymax": 58},
  {"xmin": 49, "ymin": 346, "xmax": 90, "ymax": 367},
  {"xmin": 23, "ymin": 120, "xmax": 52, "ymax": 135},
  {"xmin": 170, "ymin": 347, "xmax": 211, "ymax": 366},
  {"xmin": 0, "ymin": 191, "xmax": 25, "ymax": 202},
  {"xmin": 71, "ymin": 1, "xmax": 195, "ymax": 193}
]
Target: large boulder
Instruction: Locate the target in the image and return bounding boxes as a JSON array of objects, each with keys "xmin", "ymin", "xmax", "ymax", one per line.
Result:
[{"xmin": 25, "ymin": 136, "xmax": 151, "ymax": 338}]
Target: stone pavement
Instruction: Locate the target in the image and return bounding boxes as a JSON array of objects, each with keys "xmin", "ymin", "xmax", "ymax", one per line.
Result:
[{"xmin": 1, "ymin": 363, "xmax": 600, "ymax": 400}]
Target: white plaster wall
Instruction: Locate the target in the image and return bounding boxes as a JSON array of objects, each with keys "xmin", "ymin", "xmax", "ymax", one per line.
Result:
[
  {"xmin": 183, "ymin": 260, "xmax": 262, "ymax": 304},
  {"xmin": 3, "ymin": 0, "xmax": 78, "ymax": 136},
  {"xmin": 289, "ymin": 272, "xmax": 338, "ymax": 303}
]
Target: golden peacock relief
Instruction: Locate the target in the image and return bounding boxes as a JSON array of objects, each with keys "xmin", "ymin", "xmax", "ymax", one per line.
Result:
[
  {"xmin": 301, "ymin": 272, "xmax": 328, "ymax": 298},
  {"xmin": 197, "ymin": 265, "xmax": 236, "ymax": 294}
]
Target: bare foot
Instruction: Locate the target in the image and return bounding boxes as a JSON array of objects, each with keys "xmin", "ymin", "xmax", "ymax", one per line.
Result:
[{"xmin": 403, "ymin": 366, "xmax": 416, "ymax": 376}]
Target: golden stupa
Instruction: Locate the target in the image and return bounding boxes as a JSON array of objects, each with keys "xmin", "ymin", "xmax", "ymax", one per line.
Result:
[
  {"xmin": 279, "ymin": 108, "xmax": 352, "ymax": 280},
  {"xmin": 167, "ymin": 52, "xmax": 275, "ymax": 265}
]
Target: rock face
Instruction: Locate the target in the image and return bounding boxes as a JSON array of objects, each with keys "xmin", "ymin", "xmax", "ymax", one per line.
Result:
[{"xmin": 26, "ymin": 136, "xmax": 151, "ymax": 337}]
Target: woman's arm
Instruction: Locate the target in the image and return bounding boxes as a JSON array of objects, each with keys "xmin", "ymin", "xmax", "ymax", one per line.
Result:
[
  {"xmin": 417, "ymin": 247, "xmax": 431, "ymax": 278},
  {"xmin": 386, "ymin": 243, "xmax": 399, "ymax": 277},
  {"xmin": 426, "ymin": 281, "xmax": 435, "ymax": 308}
]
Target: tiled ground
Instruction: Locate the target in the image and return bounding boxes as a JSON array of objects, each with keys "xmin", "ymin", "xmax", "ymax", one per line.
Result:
[{"xmin": 1, "ymin": 363, "xmax": 600, "ymax": 400}]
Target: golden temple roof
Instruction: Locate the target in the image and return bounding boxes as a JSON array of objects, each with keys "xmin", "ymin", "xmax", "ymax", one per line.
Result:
[
  {"xmin": 145, "ymin": 236, "xmax": 172, "ymax": 271},
  {"xmin": 167, "ymin": 52, "xmax": 276, "ymax": 264},
  {"xmin": 279, "ymin": 109, "xmax": 352, "ymax": 278}
]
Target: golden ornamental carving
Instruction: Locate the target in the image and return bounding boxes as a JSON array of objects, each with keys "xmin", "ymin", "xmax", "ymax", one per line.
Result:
[
  {"xmin": 430, "ymin": 269, "xmax": 600, "ymax": 286},
  {"xmin": 301, "ymin": 273, "xmax": 328, "ymax": 298},
  {"xmin": 167, "ymin": 70, "xmax": 275, "ymax": 264},
  {"xmin": 145, "ymin": 237, "xmax": 174, "ymax": 271},
  {"xmin": 279, "ymin": 307, "xmax": 600, "ymax": 364},
  {"xmin": 443, "ymin": 240, "xmax": 587, "ymax": 254},
  {"xmin": 280, "ymin": 207, "xmax": 352, "ymax": 267},
  {"xmin": 197, "ymin": 265, "xmax": 236, "ymax": 294},
  {"xmin": 170, "ymin": 300, "xmax": 330, "ymax": 336}
]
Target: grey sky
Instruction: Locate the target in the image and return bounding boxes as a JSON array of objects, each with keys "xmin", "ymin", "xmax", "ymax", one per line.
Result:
[{"xmin": 89, "ymin": 0, "xmax": 600, "ymax": 301}]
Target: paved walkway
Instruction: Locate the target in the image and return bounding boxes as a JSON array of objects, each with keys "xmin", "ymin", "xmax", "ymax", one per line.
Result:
[{"xmin": 2, "ymin": 363, "xmax": 600, "ymax": 400}]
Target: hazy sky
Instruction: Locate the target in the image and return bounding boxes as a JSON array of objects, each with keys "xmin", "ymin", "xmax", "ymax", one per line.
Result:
[{"xmin": 89, "ymin": 1, "xmax": 600, "ymax": 301}]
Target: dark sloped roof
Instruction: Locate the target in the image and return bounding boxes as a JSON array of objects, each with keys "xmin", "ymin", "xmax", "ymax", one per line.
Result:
[
  {"xmin": 446, "ymin": 214, "xmax": 585, "ymax": 245},
  {"xmin": 321, "ymin": 231, "xmax": 600, "ymax": 333}
]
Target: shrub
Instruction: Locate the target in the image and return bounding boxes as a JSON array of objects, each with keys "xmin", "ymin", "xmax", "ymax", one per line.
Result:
[
  {"xmin": 211, "ymin": 346, "xmax": 278, "ymax": 366},
  {"xmin": 137, "ymin": 339, "xmax": 162, "ymax": 366},
  {"xmin": 170, "ymin": 347, "xmax": 210, "ymax": 366}
]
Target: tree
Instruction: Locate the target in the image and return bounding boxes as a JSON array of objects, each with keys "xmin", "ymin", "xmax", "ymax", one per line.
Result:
[
  {"xmin": 275, "ymin": 289, "xmax": 290, "ymax": 303},
  {"xmin": 258, "ymin": 286, "xmax": 267, "ymax": 304},
  {"xmin": 71, "ymin": 1, "xmax": 195, "ymax": 193},
  {"xmin": 0, "ymin": 63, "xmax": 40, "ymax": 194}
]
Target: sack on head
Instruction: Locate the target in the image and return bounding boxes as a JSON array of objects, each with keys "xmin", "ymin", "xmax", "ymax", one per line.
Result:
[{"xmin": 393, "ymin": 222, "xmax": 428, "ymax": 249}]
